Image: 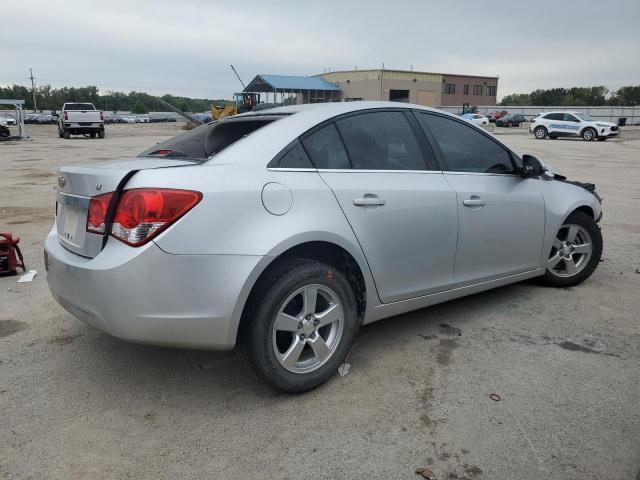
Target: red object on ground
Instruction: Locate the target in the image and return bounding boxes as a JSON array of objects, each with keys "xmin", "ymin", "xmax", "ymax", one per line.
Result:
[{"xmin": 0, "ymin": 233, "xmax": 26, "ymax": 276}]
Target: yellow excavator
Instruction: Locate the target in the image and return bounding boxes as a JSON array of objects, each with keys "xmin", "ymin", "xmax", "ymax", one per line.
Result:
[
  {"xmin": 211, "ymin": 92, "xmax": 260, "ymax": 120},
  {"xmin": 210, "ymin": 66, "xmax": 261, "ymax": 120}
]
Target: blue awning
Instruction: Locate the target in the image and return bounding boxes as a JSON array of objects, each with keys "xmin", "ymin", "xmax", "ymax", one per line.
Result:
[{"xmin": 244, "ymin": 74, "xmax": 340, "ymax": 93}]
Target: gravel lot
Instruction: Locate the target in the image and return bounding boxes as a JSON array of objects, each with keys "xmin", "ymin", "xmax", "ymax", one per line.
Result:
[{"xmin": 1, "ymin": 123, "xmax": 639, "ymax": 480}]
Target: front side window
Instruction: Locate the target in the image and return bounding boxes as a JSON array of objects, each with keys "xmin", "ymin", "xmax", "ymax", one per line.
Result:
[
  {"xmin": 301, "ymin": 124, "xmax": 350, "ymax": 169},
  {"xmin": 564, "ymin": 113, "xmax": 580, "ymax": 122},
  {"xmin": 416, "ymin": 113, "xmax": 514, "ymax": 174},
  {"xmin": 336, "ymin": 111, "xmax": 428, "ymax": 170}
]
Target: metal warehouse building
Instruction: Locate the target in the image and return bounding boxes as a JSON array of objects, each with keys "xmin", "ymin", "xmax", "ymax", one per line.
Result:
[{"xmin": 315, "ymin": 69, "xmax": 499, "ymax": 107}]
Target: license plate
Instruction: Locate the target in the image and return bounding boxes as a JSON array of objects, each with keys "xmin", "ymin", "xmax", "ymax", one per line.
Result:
[{"xmin": 63, "ymin": 207, "xmax": 79, "ymax": 242}]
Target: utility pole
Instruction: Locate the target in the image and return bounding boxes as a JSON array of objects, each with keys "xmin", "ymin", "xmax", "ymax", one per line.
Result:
[{"xmin": 29, "ymin": 67, "xmax": 37, "ymax": 112}]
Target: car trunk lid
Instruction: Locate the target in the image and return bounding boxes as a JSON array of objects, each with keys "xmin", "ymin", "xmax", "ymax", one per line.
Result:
[{"xmin": 56, "ymin": 157, "xmax": 198, "ymax": 258}]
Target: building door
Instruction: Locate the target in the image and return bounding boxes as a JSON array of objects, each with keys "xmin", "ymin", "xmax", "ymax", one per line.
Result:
[{"xmin": 416, "ymin": 90, "xmax": 437, "ymax": 107}]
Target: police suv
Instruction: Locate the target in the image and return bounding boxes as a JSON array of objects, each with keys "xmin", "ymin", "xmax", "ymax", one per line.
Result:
[{"xmin": 530, "ymin": 111, "xmax": 620, "ymax": 141}]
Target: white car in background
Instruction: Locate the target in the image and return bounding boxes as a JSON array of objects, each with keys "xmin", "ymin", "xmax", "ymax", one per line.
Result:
[
  {"xmin": 1, "ymin": 116, "xmax": 17, "ymax": 125},
  {"xmin": 123, "ymin": 116, "xmax": 136, "ymax": 123},
  {"xmin": 137, "ymin": 116, "xmax": 150, "ymax": 123},
  {"xmin": 530, "ymin": 111, "xmax": 620, "ymax": 141},
  {"xmin": 460, "ymin": 113, "xmax": 489, "ymax": 126}
]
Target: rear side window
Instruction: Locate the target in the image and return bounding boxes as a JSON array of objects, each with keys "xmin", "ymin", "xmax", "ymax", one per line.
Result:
[
  {"xmin": 544, "ymin": 113, "xmax": 564, "ymax": 121},
  {"xmin": 336, "ymin": 111, "xmax": 427, "ymax": 170},
  {"xmin": 301, "ymin": 124, "xmax": 350, "ymax": 169},
  {"xmin": 416, "ymin": 113, "xmax": 514, "ymax": 174},
  {"xmin": 268, "ymin": 140, "xmax": 313, "ymax": 168}
]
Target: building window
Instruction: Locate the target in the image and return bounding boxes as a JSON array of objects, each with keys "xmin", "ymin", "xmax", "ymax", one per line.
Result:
[
  {"xmin": 463, "ymin": 84, "xmax": 469, "ymax": 95},
  {"xmin": 486, "ymin": 86, "xmax": 496, "ymax": 96},
  {"xmin": 444, "ymin": 83, "xmax": 456, "ymax": 94},
  {"xmin": 473, "ymin": 85, "xmax": 483, "ymax": 95}
]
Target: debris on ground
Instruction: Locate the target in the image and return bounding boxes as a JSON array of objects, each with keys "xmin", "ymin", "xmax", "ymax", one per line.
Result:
[
  {"xmin": 415, "ymin": 467, "xmax": 435, "ymax": 479},
  {"xmin": 17, "ymin": 269, "xmax": 37, "ymax": 283},
  {"xmin": 338, "ymin": 363, "xmax": 351, "ymax": 377}
]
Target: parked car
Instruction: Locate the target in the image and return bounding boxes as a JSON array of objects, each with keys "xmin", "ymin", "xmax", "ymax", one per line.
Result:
[
  {"xmin": 0, "ymin": 116, "xmax": 10, "ymax": 138},
  {"xmin": 58, "ymin": 103, "xmax": 105, "ymax": 139},
  {"xmin": 488, "ymin": 110, "xmax": 508, "ymax": 122},
  {"xmin": 0, "ymin": 115, "xmax": 17, "ymax": 125},
  {"xmin": 495, "ymin": 114, "xmax": 527, "ymax": 127},
  {"xmin": 45, "ymin": 102, "xmax": 603, "ymax": 392},
  {"xmin": 530, "ymin": 111, "xmax": 620, "ymax": 141},
  {"xmin": 460, "ymin": 113, "xmax": 489, "ymax": 125},
  {"xmin": 123, "ymin": 116, "xmax": 136, "ymax": 123},
  {"xmin": 137, "ymin": 116, "xmax": 150, "ymax": 123}
]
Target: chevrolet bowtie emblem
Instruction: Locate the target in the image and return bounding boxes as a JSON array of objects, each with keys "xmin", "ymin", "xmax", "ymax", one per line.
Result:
[{"xmin": 58, "ymin": 176, "xmax": 66, "ymax": 188}]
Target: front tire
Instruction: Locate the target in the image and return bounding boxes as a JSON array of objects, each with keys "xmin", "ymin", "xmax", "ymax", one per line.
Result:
[
  {"xmin": 541, "ymin": 211, "xmax": 602, "ymax": 287},
  {"xmin": 534, "ymin": 126, "xmax": 547, "ymax": 139},
  {"xmin": 98, "ymin": 129, "xmax": 105, "ymax": 139},
  {"xmin": 582, "ymin": 128, "xmax": 596, "ymax": 141},
  {"xmin": 237, "ymin": 258, "xmax": 359, "ymax": 393}
]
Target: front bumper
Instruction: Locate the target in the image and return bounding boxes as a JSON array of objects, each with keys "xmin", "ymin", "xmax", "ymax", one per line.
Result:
[{"xmin": 44, "ymin": 228, "xmax": 263, "ymax": 350}]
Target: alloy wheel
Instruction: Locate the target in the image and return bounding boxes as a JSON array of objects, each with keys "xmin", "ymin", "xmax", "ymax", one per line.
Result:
[
  {"xmin": 272, "ymin": 284, "xmax": 344, "ymax": 373},
  {"xmin": 547, "ymin": 224, "xmax": 593, "ymax": 278}
]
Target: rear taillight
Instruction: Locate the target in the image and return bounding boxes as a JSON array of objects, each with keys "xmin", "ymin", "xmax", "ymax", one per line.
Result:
[
  {"xmin": 87, "ymin": 192, "xmax": 115, "ymax": 233},
  {"xmin": 63, "ymin": 111, "xmax": 68, "ymax": 121},
  {"xmin": 110, "ymin": 188, "xmax": 202, "ymax": 246}
]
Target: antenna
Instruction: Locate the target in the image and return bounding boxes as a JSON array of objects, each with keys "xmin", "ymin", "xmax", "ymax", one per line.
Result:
[
  {"xmin": 29, "ymin": 67, "xmax": 37, "ymax": 112},
  {"xmin": 230, "ymin": 65, "xmax": 246, "ymax": 89}
]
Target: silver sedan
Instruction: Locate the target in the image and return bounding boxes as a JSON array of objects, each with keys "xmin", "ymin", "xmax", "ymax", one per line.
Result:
[{"xmin": 45, "ymin": 102, "xmax": 603, "ymax": 392}]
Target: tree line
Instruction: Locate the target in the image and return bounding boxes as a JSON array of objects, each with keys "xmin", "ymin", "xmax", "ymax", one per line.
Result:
[
  {"xmin": 499, "ymin": 85, "xmax": 640, "ymax": 106},
  {"xmin": 0, "ymin": 84, "xmax": 231, "ymax": 113}
]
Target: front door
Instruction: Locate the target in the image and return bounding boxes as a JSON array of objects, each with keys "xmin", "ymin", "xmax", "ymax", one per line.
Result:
[
  {"xmin": 301, "ymin": 111, "xmax": 458, "ymax": 303},
  {"xmin": 415, "ymin": 111, "xmax": 545, "ymax": 285}
]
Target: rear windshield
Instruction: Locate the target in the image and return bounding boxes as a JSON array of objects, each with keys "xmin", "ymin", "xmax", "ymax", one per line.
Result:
[
  {"xmin": 64, "ymin": 103, "xmax": 95, "ymax": 111},
  {"xmin": 138, "ymin": 115, "xmax": 284, "ymax": 162}
]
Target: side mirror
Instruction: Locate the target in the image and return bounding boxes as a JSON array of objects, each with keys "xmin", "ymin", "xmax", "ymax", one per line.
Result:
[{"xmin": 521, "ymin": 154, "xmax": 543, "ymax": 178}]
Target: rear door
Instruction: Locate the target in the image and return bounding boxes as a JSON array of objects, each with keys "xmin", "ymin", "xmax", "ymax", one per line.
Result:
[
  {"xmin": 415, "ymin": 112, "xmax": 545, "ymax": 285},
  {"xmin": 543, "ymin": 112, "xmax": 568, "ymax": 135},
  {"xmin": 302, "ymin": 110, "xmax": 458, "ymax": 303}
]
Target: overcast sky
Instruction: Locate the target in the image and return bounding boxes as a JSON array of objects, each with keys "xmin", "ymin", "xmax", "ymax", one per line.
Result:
[{"xmin": 2, "ymin": 0, "xmax": 639, "ymax": 100}]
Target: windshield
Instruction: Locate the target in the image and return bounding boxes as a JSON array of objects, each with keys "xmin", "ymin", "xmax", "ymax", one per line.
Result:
[
  {"xmin": 574, "ymin": 113, "xmax": 594, "ymax": 121},
  {"xmin": 64, "ymin": 103, "xmax": 95, "ymax": 111}
]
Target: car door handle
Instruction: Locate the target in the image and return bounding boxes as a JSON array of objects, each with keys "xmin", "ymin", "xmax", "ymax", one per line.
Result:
[
  {"xmin": 353, "ymin": 195, "xmax": 386, "ymax": 207},
  {"xmin": 463, "ymin": 196, "xmax": 486, "ymax": 207}
]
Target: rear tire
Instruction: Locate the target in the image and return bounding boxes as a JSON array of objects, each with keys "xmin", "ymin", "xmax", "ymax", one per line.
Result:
[
  {"xmin": 507, "ymin": 121, "xmax": 513, "ymax": 127},
  {"xmin": 63, "ymin": 129, "xmax": 70, "ymax": 139},
  {"xmin": 582, "ymin": 128, "xmax": 596, "ymax": 141},
  {"xmin": 98, "ymin": 129, "xmax": 105, "ymax": 139},
  {"xmin": 90, "ymin": 132, "xmax": 96, "ymax": 138},
  {"xmin": 534, "ymin": 126, "xmax": 547, "ymax": 139},
  {"xmin": 540, "ymin": 211, "xmax": 602, "ymax": 288},
  {"xmin": 237, "ymin": 258, "xmax": 359, "ymax": 393}
]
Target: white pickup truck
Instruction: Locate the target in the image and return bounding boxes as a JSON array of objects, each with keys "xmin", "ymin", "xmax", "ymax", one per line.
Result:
[{"xmin": 58, "ymin": 103, "xmax": 105, "ymax": 139}]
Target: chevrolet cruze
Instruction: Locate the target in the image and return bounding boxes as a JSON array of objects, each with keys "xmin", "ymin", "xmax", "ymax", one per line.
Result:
[{"xmin": 45, "ymin": 102, "xmax": 603, "ymax": 392}]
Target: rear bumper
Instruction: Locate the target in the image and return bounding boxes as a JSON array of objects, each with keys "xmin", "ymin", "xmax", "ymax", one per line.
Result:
[{"xmin": 44, "ymin": 227, "xmax": 263, "ymax": 350}]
